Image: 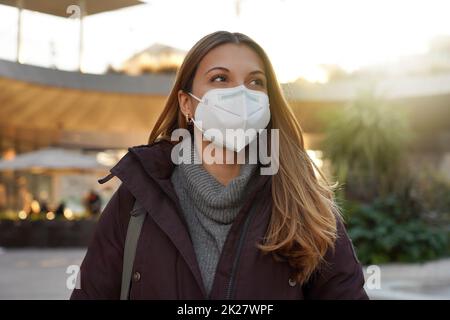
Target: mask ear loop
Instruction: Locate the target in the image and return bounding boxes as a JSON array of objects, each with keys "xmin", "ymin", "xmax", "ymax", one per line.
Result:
[
  {"xmin": 185, "ymin": 91, "xmax": 203, "ymax": 129},
  {"xmin": 187, "ymin": 92, "xmax": 202, "ymax": 103}
]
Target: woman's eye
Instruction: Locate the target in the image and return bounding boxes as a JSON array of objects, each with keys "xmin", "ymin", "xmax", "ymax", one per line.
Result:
[
  {"xmin": 250, "ymin": 78, "xmax": 265, "ymax": 87},
  {"xmin": 211, "ymin": 75, "xmax": 227, "ymax": 82}
]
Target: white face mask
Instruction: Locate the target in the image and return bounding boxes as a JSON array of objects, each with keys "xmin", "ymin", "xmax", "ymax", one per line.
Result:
[{"xmin": 188, "ymin": 84, "xmax": 271, "ymax": 152}]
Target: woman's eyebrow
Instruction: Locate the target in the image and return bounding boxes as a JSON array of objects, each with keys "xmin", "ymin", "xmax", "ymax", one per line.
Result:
[
  {"xmin": 204, "ymin": 66, "xmax": 229, "ymax": 75},
  {"xmin": 204, "ymin": 67, "xmax": 266, "ymax": 76},
  {"xmin": 248, "ymin": 70, "xmax": 266, "ymax": 77}
]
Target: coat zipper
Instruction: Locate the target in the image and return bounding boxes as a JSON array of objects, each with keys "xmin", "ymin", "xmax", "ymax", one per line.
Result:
[{"xmin": 225, "ymin": 199, "xmax": 261, "ymax": 300}]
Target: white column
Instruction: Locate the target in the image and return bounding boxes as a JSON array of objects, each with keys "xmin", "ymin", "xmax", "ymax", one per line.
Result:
[
  {"xmin": 78, "ymin": 0, "xmax": 86, "ymax": 72},
  {"xmin": 16, "ymin": 0, "xmax": 23, "ymax": 63}
]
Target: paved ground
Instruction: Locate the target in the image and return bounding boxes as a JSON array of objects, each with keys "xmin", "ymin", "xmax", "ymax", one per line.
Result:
[
  {"xmin": 0, "ymin": 248, "xmax": 449, "ymax": 300},
  {"xmin": 363, "ymin": 258, "xmax": 450, "ymax": 300},
  {"xmin": 0, "ymin": 248, "xmax": 84, "ymax": 299}
]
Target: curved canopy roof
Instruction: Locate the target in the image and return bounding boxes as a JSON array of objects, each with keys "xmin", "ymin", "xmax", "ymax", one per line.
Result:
[{"xmin": 0, "ymin": 59, "xmax": 172, "ymax": 148}]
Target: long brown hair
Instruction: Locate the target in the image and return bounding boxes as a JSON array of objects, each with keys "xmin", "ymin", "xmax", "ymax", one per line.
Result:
[{"xmin": 148, "ymin": 31, "xmax": 340, "ymax": 284}]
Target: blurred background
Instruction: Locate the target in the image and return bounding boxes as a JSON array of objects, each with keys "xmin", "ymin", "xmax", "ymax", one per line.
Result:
[{"xmin": 0, "ymin": 0, "xmax": 449, "ymax": 299}]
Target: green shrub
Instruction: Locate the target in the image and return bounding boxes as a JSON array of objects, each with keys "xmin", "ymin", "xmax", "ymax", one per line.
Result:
[{"xmin": 342, "ymin": 196, "xmax": 450, "ymax": 265}]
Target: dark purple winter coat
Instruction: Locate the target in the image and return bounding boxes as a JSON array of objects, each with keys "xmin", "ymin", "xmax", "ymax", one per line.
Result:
[{"xmin": 70, "ymin": 140, "xmax": 368, "ymax": 300}]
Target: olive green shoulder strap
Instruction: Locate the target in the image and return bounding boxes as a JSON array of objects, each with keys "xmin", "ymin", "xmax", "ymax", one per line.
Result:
[{"xmin": 120, "ymin": 200, "xmax": 147, "ymax": 300}]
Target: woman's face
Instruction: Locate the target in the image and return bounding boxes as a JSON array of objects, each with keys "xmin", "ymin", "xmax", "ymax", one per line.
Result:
[{"xmin": 178, "ymin": 43, "xmax": 268, "ymax": 118}]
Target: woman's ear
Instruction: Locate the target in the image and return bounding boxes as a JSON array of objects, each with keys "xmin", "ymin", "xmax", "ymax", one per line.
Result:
[{"xmin": 178, "ymin": 89, "xmax": 193, "ymax": 117}]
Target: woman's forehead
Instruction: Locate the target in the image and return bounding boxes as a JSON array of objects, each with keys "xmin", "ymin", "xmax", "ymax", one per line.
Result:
[{"xmin": 197, "ymin": 43, "xmax": 265, "ymax": 75}]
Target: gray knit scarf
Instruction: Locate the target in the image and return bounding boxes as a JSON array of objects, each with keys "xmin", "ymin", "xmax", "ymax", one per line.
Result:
[{"xmin": 170, "ymin": 140, "xmax": 258, "ymax": 296}]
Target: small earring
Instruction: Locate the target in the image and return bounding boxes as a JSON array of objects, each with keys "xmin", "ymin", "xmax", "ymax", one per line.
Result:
[{"xmin": 186, "ymin": 113, "xmax": 193, "ymax": 125}]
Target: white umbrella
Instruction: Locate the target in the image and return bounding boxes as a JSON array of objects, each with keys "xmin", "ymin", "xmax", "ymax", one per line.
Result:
[{"xmin": 0, "ymin": 147, "xmax": 108, "ymax": 171}]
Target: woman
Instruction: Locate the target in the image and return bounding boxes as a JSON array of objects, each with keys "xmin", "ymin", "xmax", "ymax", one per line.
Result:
[{"xmin": 71, "ymin": 31, "xmax": 368, "ymax": 300}]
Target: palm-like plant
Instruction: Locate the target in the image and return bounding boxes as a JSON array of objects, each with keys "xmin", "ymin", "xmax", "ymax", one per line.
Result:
[{"xmin": 322, "ymin": 89, "xmax": 411, "ymax": 201}]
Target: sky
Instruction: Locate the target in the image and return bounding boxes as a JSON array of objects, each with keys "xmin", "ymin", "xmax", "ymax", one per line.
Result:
[{"xmin": 0, "ymin": 0, "xmax": 450, "ymax": 83}]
